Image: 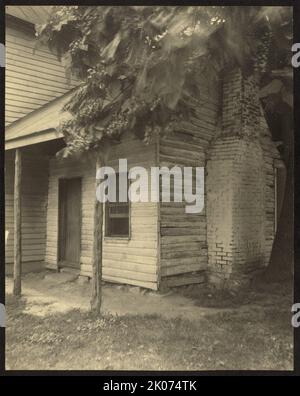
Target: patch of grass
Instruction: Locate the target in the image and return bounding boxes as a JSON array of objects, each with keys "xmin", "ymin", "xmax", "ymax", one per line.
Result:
[{"xmin": 5, "ymin": 289, "xmax": 293, "ymax": 371}]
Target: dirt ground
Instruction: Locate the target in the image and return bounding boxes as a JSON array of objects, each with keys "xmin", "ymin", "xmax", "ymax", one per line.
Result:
[{"xmin": 5, "ymin": 271, "xmax": 294, "ymax": 371}]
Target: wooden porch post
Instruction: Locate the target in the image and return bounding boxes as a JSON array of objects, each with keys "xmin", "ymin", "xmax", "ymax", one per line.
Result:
[
  {"xmin": 91, "ymin": 156, "xmax": 103, "ymax": 314},
  {"xmin": 13, "ymin": 148, "xmax": 22, "ymax": 296}
]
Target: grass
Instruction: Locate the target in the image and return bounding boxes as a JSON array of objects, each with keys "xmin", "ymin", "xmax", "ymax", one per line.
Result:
[{"xmin": 5, "ymin": 282, "xmax": 293, "ymax": 371}]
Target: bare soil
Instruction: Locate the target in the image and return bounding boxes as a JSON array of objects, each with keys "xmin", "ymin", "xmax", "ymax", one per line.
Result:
[{"xmin": 5, "ymin": 271, "xmax": 294, "ymax": 371}]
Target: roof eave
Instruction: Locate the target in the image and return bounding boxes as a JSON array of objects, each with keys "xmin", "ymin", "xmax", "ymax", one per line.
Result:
[{"xmin": 5, "ymin": 129, "xmax": 64, "ymax": 151}]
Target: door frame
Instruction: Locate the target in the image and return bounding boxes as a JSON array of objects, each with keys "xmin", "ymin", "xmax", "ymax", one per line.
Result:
[{"xmin": 57, "ymin": 177, "xmax": 82, "ymax": 270}]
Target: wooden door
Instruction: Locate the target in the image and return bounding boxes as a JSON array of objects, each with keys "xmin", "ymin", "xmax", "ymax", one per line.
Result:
[{"xmin": 58, "ymin": 178, "xmax": 81, "ymax": 269}]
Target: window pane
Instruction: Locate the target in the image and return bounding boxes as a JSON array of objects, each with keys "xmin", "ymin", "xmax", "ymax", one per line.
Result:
[
  {"xmin": 107, "ymin": 217, "xmax": 129, "ymax": 236},
  {"xmin": 109, "ymin": 204, "xmax": 129, "ymax": 217},
  {"xmin": 105, "ymin": 172, "xmax": 129, "ymax": 237}
]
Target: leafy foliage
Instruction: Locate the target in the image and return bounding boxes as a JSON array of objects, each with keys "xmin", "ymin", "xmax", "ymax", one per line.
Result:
[{"xmin": 36, "ymin": 5, "xmax": 292, "ymax": 157}]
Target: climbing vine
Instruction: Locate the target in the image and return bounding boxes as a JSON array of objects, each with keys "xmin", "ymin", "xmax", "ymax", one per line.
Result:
[{"xmin": 36, "ymin": 5, "xmax": 292, "ymax": 157}]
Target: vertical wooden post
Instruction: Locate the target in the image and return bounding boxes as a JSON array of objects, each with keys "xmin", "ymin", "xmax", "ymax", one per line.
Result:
[
  {"xmin": 13, "ymin": 148, "xmax": 22, "ymax": 296},
  {"xmin": 91, "ymin": 156, "xmax": 103, "ymax": 314}
]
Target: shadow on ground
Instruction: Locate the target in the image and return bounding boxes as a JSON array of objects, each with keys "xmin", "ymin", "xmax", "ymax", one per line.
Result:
[{"xmin": 5, "ymin": 271, "xmax": 294, "ymax": 371}]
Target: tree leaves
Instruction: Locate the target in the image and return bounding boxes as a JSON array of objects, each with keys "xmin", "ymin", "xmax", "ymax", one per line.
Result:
[
  {"xmin": 101, "ymin": 32, "xmax": 122, "ymax": 61},
  {"xmin": 37, "ymin": 5, "xmax": 292, "ymax": 157}
]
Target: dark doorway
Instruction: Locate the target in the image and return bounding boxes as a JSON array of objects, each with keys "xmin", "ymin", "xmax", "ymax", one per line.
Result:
[{"xmin": 58, "ymin": 178, "xmax": 81, "ymax": 269}]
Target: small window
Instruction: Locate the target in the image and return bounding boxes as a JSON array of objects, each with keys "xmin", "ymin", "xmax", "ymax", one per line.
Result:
[{"xmin": 105, "ymin": 173, "xmax": 130, "ymax": 237}]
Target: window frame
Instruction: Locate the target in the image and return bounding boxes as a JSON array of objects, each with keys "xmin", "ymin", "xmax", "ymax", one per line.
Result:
[{"xmin": 104, "ymin": 172, "xmax": 131, "ymax": 240}]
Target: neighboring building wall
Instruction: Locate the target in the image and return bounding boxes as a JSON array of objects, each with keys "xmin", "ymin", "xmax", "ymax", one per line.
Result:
[
  {"xmin": 159, "ymin": 71, "xmax": 221, "ymax": 287},
  {"xmin": 5, "ymin": 151, "xmax": 49, "ymax": 273},
  {"xmin": 206, "ymin": 68, "xmax": 279, "ymax": 285},
  {"xmin": 259, "ymin": 109, "xmax": 282, "ymax": 265},
  {"xmin": 5, "ymin": 15, "xmax": 77, "ymax": 125}
]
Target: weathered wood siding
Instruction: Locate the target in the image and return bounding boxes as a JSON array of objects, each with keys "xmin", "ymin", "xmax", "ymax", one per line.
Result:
[
  {"xmin": 5, "ymin": 16, "xmax": 77, "ymax": 125},
  {"xmin": 5, "ymin": 151, "xmax": 48, "ymax": 272},
  {"xmin": 6, "ymin": 6, "xmax": 52, "ymax": 25},
  {"xmin": 159, "ymin": 72, "xmax": 221, "ymax": 287},
  {"xmin": 103, "ymin": 133, "xmax": 159, "ymax": 290},
  {"xmin": 45, "ymin": 133, "xmax": 159, "ymax": 289},
  {"xmin": 45, "ymin": 156, "xmax": 96, "ymax": 274}
]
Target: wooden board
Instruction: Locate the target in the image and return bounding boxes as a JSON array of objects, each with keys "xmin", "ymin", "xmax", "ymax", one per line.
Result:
[
  {"xmin": 5, "ymin": 19, "xmax": 78, "ymax": 126},
  {"xmin": 58, "ymin": 178, "xmax": 81, "ymax": 269},
  {"xmin": 158, "ymin": 70, "xmax": 220, "ymax": 285},
  {"xmin": 5, "ymin": 155, "xmax": 48, "ymax": 269}
]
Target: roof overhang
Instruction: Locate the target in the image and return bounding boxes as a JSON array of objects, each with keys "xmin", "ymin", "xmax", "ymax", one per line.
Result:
[
  {"xmin": 5, "ymin": 129, "xmax": 63, "ymax": 150},
  {"xmin": 5, "ymin": 5, "xmax": 52, "ymax": 25},
  {"xmin": 5, "ymin": 89, "xmax": 75, "ymax": 151}
]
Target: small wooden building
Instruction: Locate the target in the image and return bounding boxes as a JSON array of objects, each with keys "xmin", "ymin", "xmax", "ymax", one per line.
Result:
[{"xmin": 5, "ymin": 6, "xmax": 285, "ymax": 290}]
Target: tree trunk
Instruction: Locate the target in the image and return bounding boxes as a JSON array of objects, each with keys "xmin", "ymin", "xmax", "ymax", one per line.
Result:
[{"xmin": 90, "ymin": 156, "xmax": 103, "ymax": 313}]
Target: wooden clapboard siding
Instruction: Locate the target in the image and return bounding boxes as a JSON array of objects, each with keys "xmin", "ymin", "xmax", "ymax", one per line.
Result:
[
  {"xmin": 102, "ymin": 132, "xmax": 159, "ymax": 290},
  {"xmin": 44, "ymin": 133, "xmax": 159, "ymax": 289},
  {"xmin": 5, "ymin": 152, "xmax": 48, "ymax": 270},
  {"xmin": 45, "ymin": 156, "xmax": 95, "ymax": 271},
  {"xmin": 5, "ymin": 16, "xmax": 78, "ymax": 125},
  {"xmin": 159, "ymin": 71, "xmax": 221, "ymax": 286},
  {"xmin": 6, "ymin": 6, "xmax": 52, "ymax": 25}
]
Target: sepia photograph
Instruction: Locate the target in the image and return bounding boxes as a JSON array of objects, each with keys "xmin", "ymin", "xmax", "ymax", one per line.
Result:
[{"xmin": 2, "ymin": 4, "xmax": 296, "ymax": 372}]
